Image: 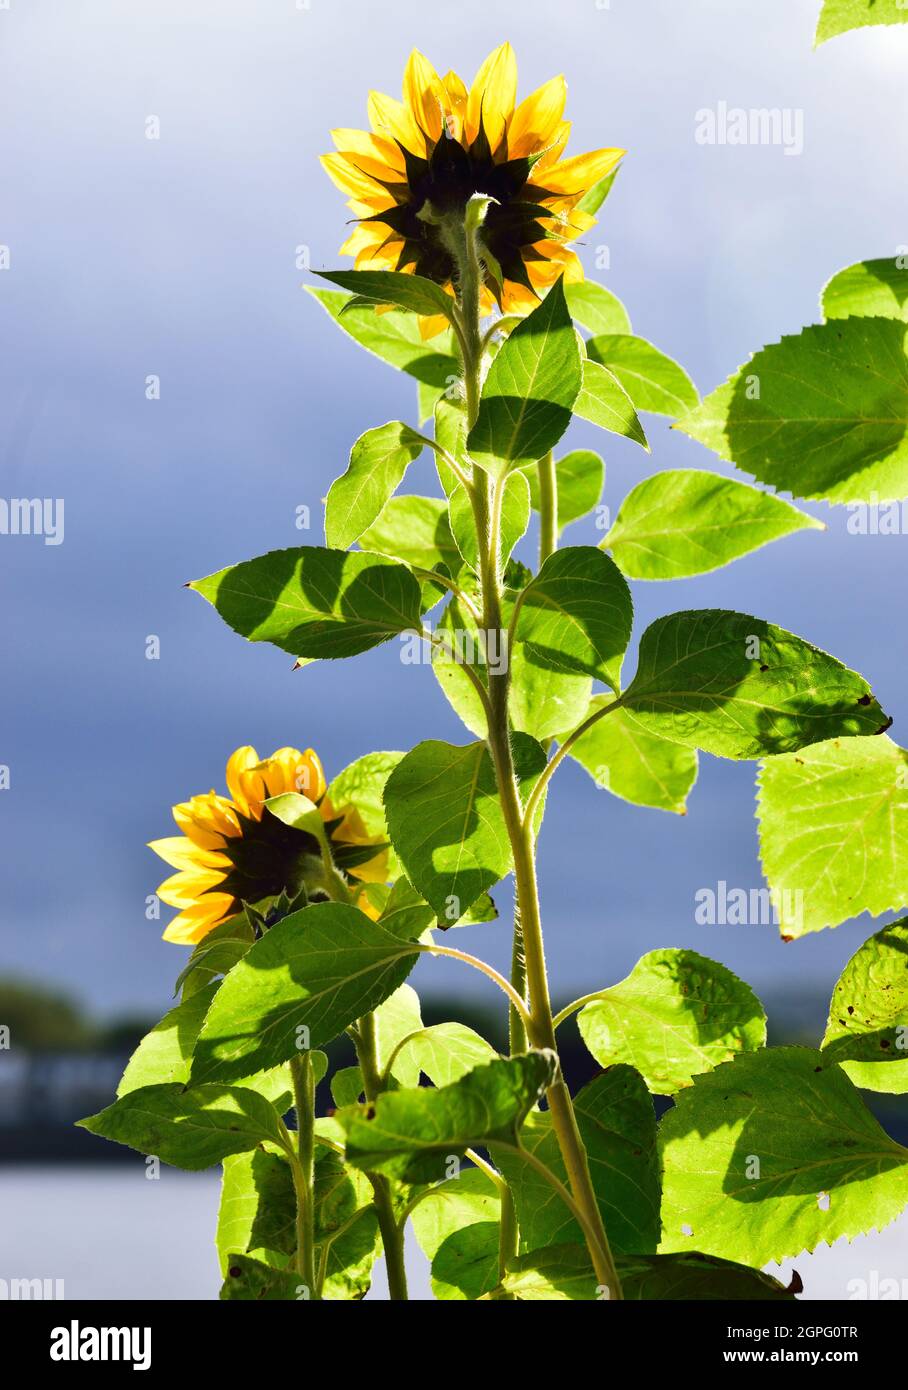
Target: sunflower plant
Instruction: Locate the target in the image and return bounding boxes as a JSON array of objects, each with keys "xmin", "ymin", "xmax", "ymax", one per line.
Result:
[{"xmin": 80, "ymin": 44, "xmax": 908, "ymax": 1302}]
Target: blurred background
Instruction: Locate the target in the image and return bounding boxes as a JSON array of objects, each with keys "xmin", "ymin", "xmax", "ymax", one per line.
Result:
[{"xmin": 2, "ymin": 0, "xmax": 907, "ymax": 1300}]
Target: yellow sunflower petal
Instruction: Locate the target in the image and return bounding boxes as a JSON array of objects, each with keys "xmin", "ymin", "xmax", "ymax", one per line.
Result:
[
  {"xmin": 320, "ymin": 153, "xmax": 397, "ymax": 207},
  {"xmin": 172, "ymin": 794, "xmax": 240, "ymax": 849},
  {"xmin": 506, "ymin": 75, "xmax": 567, "ymax": 159},
  {"xmin": 148, "ymin": 837, "xmax": 229, "ymax": 872},
  {"xmin": 338, "ymin": 223, "xmax": 388, "ymax": 258},
  {"xmin": 297, "ymin": 748, "xmax": 327, "ymax": 802},
  {"xmin": 352, "ymin": 885, "xmax": 382, "ymax": 922},
  {"xmin": 526, "ymin": 247, "xmax": 585, "ymax": 291},
  {"xmin": 225, "ymin": 747, "xmax": 260, "ymax": 817},
  {"xmin": 418, "ymin": 310, "xmax": 454, "ymax": 341},
  {"xmin": 162, "ymin": 896, "xmax": 234, "ymax": 945},
  {"xmin": 330, "ymin": 127, "xmax": 405, "ymax": 175},
  {"xmin": 500, "ymin": 280, "xmax": 541, "ymax": 315},
  {"xmin": 533, "ymin": 147, "xmax": 624, "ymax": 197},
  {"xmin": 465, "ymin": 42, "xmax": 517, "ymax": 151},
  {"xmin": 441, "ymin": 69, "xmax": 467, "ymax": 139},
  {"xmin": 157, "ymin": 868, "xmax": 228, "ymax": 909},
  {"xmin": 535, "ymin": 120, "xmax": 571, "ymax": 171},
  {"xmin": 355, "ymin": 237, "xmax": 404, "ymax": 271},
  {"xmin": 402, "ymin": 49, "xmax": 446, "ymax": 143},
  {"xmin": 367, "ymin": 90, "xmax": 426, "ymax": 156}
]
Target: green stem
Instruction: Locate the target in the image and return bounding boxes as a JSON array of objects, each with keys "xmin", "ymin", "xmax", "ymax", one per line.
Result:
[
  {"xmin": 508, "ymin": 897, "xmax": 529, "ymax": 1056},
  {"xmin": 537, "ymin": 450, "xmax": 558, "ymax": 565},
  {"xmin": 453, "ymin": 222, "xmax": 623, "ymax": 1302},
  {"xmin": 290, "ymin": 1052, "xmax": 318, "ymax": 1298},
  {"xmin": 354, "ymin": 1011, "xmax": 409, "ymax": 1302}
]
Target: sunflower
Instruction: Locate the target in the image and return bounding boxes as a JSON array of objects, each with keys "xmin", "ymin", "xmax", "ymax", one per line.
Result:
[
  {"xmin": 149, "ymin": 745, "xmax": 389, "ymax": 944},
  {"xmin": 322, "ymin": 42, "xmax": 624, "ymax": 337}
]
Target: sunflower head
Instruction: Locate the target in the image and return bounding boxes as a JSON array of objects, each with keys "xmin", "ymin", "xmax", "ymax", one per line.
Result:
[
  {"xmin": 322, "ymin": 43, "xmax": 623, "ymax": 333},
  {"xmin": 150, "ymin": 745, "xmax": 388, "ymax": 944}
]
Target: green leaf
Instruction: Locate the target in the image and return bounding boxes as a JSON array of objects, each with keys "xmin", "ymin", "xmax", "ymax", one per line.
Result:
[
  {"xmin": 189, "ymin": 902, "xmax": 423, "ymax": 1084},
  {"xmin": 510, "ymin": 643, "xmax": 593, "ymax": 744},
  {"xmin": 395, "ymin": 1022, "xmax": 498, "ymax": 1087},
  {"xmin": 324, "ymin": 422, "xmax": 425, "ymax": 550},
  {"xmin": 816, "ymin": 0, "xmax": 908, "ymax": 45},
  {"xmin": 502, "ymin": 1246, "xmax": 793, "ymax": 1301},
  {"xmin": 675, "ymin": 319, "xmax": 908, "ymax": 505},
  {"xmin": 429, "ymin": 596, "xmax": 488, "ymax": 736},
  {"xmin": 339, "ymin": 1051, "xmax": 557, "ymax": 1184},
  {"xmin": 515, "ymin": 546, "xmax": 632, "ymax": 693},
  {"xmin": 604, "ymin": 470, "xmax": 822, "ymax": 580},
  {"xmin": 313, "ymin": 269, "xmax": 456, "ymax": 321},
  {"xmin": 217, "ymin": 1149, "xmax": 296, "ymax": 1275},
  {"xmin": 327, "ymin": 750, "xmax": 405, "ymax": 877},
  {"xmin": 78, "ymin": 1082, "xmax": 288, "ymax": 1170},
  {"xmin": 359, "ymin": 495, "xmax": 461, "ymax": 576},
  {"xmin": 175, "ymin": 913, "xmax": 254, "ymax": 999},
  {"xmin": 307, "ymin": 287, "xmax": 457, "ymax": 384},
  {"xmin": 501, "ymin": 1243, "xmax": 600, "ymax": 1300},
  {"xmin": 822, "ymin": 920, "xmax": 908, "ymax": 1092},
  {"xmin": 219, "ymin": 1254, "xmax": 303, "ymax": 1301},
  {"xmin": 216, "ymin": 1144, "xmax": 381, "ymax": 1301},
  {"xmin": 659, "ymin": 1047, "xmax": 908, "ymax": 1265},
  {"xmin": 757, "ymin": 735, "xmax": 908, "ymax": 938},
  {"xmin": 117, "ymin": 981, "xmax": 297, "ymax": 1110},
  {"xmin": 575, "ymin": 169, "xmax": 620, "ymax": 218},
  {"xmin": 374, "ymin": 983, "xmax": 423, "ymax": 1088},
  {"xmin": 433, "ymin": 396, "xmax": 468, "ymax": 496},
  {"xmin": 618, "ymin": 1252, "xmax": 794, "ymax": 1301},
  {"xmin": 621, "ymin": 609, "xmax": 889, "ymax": 759},
  {"xmin": 495, "ymin": 1066, "xmax": 661, "ymax": 1257},
  {"xmin": 565, "ymin": 280, "xmax": 632, "ymax": 335},
  {"xmin": 587, "ymin": 335, "xmax": 698, "ymax": 417},
  {"xmin": 430, "ymin": 1222, "xmax": 501, "ymax": 1301},
  {"xmin": 448, "ymin": 470, "xmax": 531, "ymax": 571},
  {"xmin": 576, "ymin": 949, "xmax": 767, "ymax": 1094},
  {"xmin": 564, "ymin": 698, "xmax": 698, "ymax": 814},
  {"xmin": 467, "ymin": 278, "xmax": 582, "ymax": 477},
  {"xmin": 574, "ymin": 359, "xmax": 649, "ymax": 449},
  {"xmin": 312, "ymin": 1148, "xmax": 382, "ymax": 1299},
  {"xmin": 822, "ymin": 258, "xmax": 908, "ymax": 323},
  {"xmin": 331, "ymin": 1066, "xmax": 364, "ymax": 1108},
  {"xmin": 118, "ymin": 982, "xmax": 221, "ymax": 1096},
  {"xmin": 190, "ymin": 547, "xmax": 423, "ymax": 661},
  {"xmin": 383, "ymin": 736, "xmax": 547, "ymax": 920},
  {"xmin": 520, "ymin": 449, "xmax": 605, "ymax": 532},
  {"xmin": 410, "ymin": 1168, "xmax": 501, "ymax": 1300}
]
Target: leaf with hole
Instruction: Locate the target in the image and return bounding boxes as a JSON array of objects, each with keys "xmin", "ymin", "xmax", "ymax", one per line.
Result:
[
  {"xmin": 621, "ymin": 609, "xmax": 889, "ymax": 759},
  {"xmin": 757, "ymin": 735, "xmax": 908, "ymax": 937},
  {"xmin": 659, "ymin": 1047, "xmax": 908, "ymax": 1265}
]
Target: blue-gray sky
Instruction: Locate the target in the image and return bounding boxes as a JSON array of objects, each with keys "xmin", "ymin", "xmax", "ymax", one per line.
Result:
[{"xmin": 2, "ymin": 0, "xmax": 907, "ymax": 1032}]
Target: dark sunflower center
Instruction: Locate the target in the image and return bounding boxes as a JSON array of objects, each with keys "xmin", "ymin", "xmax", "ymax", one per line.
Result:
[
  {"xmin": 365, "ymin": 128, "xmax": 558, "ymax": 300},
  {"xmin": 211, "ymin": 808, "xmax": 324, "ymax": 906}
]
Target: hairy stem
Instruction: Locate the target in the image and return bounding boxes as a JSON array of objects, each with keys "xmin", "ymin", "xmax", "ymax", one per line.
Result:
[
  {"xmin": 537, "ymin": 450, "xmax": 558, "ymax": 565},
  {"xmin": 354, "ymin": 1010, "xmax": 409, "ymax": 1301},
  {"xmin": 454, "ymin": 225, "xmax": 623, "ymax": 1301},
  {"xmin": 290, "ymin": 1052, "xmax": 319, "ymax": 1297}
]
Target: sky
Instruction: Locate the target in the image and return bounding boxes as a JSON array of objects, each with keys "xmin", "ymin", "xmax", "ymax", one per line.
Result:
[{"xmin": 2, "ymin": 0, "xmax": 908, "ymax": 1040}]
